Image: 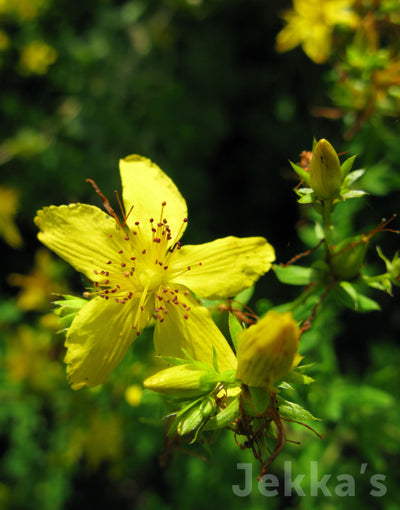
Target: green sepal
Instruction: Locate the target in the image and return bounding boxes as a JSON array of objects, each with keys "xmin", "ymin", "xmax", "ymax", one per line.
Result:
[
  {"xmin": 52, "ymin": 294, "xmax": 88, "ymax": 331},
  {"xmin": 53, "ymin": 294, "xmax": 87, "ymax": 316},
  {"xmin": 273, "ymin": 264, "xmax": 315, "ymax": 286},
  {"xmin": 340, "ymin": 154, "xmax": 357, "ymax": 180},
  {"xmin": 333, "ymin": 282, "xmax": 381, "ymax": 312},
  {"xmin": 290, "ymin": 161, "xmax": 311, "ymax": 185},
  {"xmin": 297, "ymin": 192, "xmax": 316, "ymax": 204}
]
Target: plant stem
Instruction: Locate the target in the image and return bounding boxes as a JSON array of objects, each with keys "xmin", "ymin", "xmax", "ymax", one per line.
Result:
[{"xmin": 321, "ymin": 200, "xmax": 334, "ymax": 250}]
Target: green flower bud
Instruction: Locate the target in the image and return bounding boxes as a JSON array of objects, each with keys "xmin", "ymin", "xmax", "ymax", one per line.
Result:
[
  {"xmin": 143, "ymin": 363, "xmax": 218, "ymax": 398},
  {"xmin": 376, "ymin": 247, "xmax": 400, "ymax": 287},
  {"xmin": 177, "ymin": 397, "xmax": 215, "ymax": 436},
  {"xmin": 309, "ymin": 139, "xmax": 342, "ymax": 200},
  {"xmin": 329, "ymin": 237, "xmax": 368, "ymax": 281},
  {"xmin": 236, "ymin": 311, "xmax": 300, "ymax": 390}
]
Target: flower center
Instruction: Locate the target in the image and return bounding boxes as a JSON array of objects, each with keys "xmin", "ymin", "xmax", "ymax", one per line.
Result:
[{"xmin": 139, "ymin": 267, "xmax": 164, "ymax": 292}]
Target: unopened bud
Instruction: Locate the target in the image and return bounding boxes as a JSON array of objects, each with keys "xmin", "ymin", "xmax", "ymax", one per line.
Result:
[
  {"xmin": 309, "ymin": 139, "xmax": 342, "ymax": 199},
  {"xmin": 143, "ymin": 363, "xmax": 218, "ymax": 398},
  {"xmin": 236, "ymin": 311, "xmax": 299, "ymax": 389},
  {"xmin": 329, "ymin": 237, "xmax": 368, "ymax": 281}
]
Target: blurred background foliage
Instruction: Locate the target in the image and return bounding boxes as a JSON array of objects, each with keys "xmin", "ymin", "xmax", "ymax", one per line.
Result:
[{"xmin": 0, "ymin": 0, "xmax": 400, "ymax": 508}]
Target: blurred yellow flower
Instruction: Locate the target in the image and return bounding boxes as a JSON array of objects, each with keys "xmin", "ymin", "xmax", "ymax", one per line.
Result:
[
  {"xmin": 83, "ymin": 414, "xmax": 122, "ymax": 468},
  {"xmin": 276, "ymin": 0, "xmax": 359, "ymax": 63},
  {"xmin": 0, "ymin": 186, "xmax": 23, "ymax": 248},
  {"xmin": 8, "ymin": 248, "xmax": 68, "ymax": 311},
  {"xmin": 0, "ymin": 0, "xmax": 48, "ymax": 20},
  {"xmin": 4, "ymin": 325, "xmax": 63, "ymax": 391},
  {"xmin": 18, "ymin": 40, "xmax": 57, "ymax": 75},
  {"xmin": 0, "ymin": 30, "xmax": 9, "ymax": 51},
  {"xmin": 125, "ymin": 384, "xmax": 143, "ymax": 406}
]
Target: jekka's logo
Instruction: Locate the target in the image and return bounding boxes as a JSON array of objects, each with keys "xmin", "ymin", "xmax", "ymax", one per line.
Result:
[{"xmin": 232, "ymin": 462, "xmax": 387, "ymax": 498}]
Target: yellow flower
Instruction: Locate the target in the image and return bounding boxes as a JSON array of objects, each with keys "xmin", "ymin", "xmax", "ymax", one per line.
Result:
[
  {"xmin": 0, "ymin": 186, "xmax": 23, "ymax": 248},
  {"xmin": 236, "ymin": 311, "xmax": 300, "ymax": 390},
  {"xmin": 18, "ymin": 40, "xmax": 57, "ymax": 75},
  {"xmin": 276, "ymin": 0, "xmax": 359, "ymax": 63},
  {"xmin": 8, "ymin": 248, "xmax": 67, "ymax": 311},
  {"xmin": 0, "ymin": 30, "xmax": 9, "ymax": 51},
  {"xmin": 35, "ymin": 155, "xmax": 275, "ymax": 389},
  {"xmin": 125, "ymin": 384, "xmax": 143, "ymax": 406}
]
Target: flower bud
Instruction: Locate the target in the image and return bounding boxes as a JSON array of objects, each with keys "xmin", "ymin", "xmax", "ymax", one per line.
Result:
[
  {"xmin": 309, "ymin": 139, "xmax": 342, "ymax": 199},
  {"xmin": 236, "ymin": 311, "xmax": 300, "ymax": 390},
  {"xmin": 177, "ymin": 397, "xmax": 215, "ymax": 436},
  {"xmin": 329, "ymin": 237, "xmax": 368, "ymax": 281},
  {"xmin": 143, "ymin": 363, "xmax": 218, "ymax": 398}
]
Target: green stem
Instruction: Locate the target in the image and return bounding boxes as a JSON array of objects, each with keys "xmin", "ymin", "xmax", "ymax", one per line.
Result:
[{"xmin": 321, "ymin": 200, "xmax": 334, "ymax": 251}]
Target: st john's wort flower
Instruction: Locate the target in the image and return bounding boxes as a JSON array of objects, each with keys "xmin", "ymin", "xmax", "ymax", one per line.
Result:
[{"xmin": 35, "ymin": 155, "xmax": 275, "ymax": 389}]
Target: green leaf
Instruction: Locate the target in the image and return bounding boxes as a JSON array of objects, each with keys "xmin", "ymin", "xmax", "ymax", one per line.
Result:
[
  {"xmin": 273, "ymin": 264, "xmax": 315, "ymax": 286},
  {"xmin": 234, "ymin": 286, "xmax": 254, "ymax": 306},
  {"xmin": 343, "ymin": 168, "xmax": 365, "ymax": 187},
  {"xmin": 277, "ymin": 396, "xmax": 320, "ymax": 421},
  {"xmin": 334, "ymin": 282, "xmax": 381, "ymax": 312},
  {"xmin": 228, "ymin": 312, "xmax": 243, "ymax": 351},
  {"xmin": 284, "ymin": 371, "xmax": 315, "ymax": 385},
  {"xmin": 340, "ymin": 189, "xmax": 368, "ymax": 199}
]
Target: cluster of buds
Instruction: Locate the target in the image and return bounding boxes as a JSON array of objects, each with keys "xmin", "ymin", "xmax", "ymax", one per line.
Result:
[{"xmin": 143, "ymin": 310, "xmax": 304, "ymax": 438}]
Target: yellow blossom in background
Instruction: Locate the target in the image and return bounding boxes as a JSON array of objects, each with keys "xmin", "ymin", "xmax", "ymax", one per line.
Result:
[
  {"xmin": 4, "ymin": 325, "xmax": 63, "ymax": 391},
  {"xmin": 0, "ymin": 0, "xmax": 48, "ymax": 20},
  {"xmin": 35, "ymin": 155, "xmax": 275, "ymax": 389},
  {"xmin": 276, "ymin": 0, "xmax": 359, "ymax": 63},
  {"xmin": 0, "ymin": 186, "xmax": 23, "ymax": 248},
  {"xmin": 83, "ymin": 414, "xmax": 122, "ymax": 468},
  {"xmin": 8, "ymin": 248, "xmax": 68, "ymax": 311},
  {"xmin": 0, "ymin": 30, "xmax": 9, "ymax": 51},
  {"xmin": 18, "ymin": 40, "xmax": 57, "ymax": 75},
  {"xmin": 125, "ymin": 384, "xmax": 143, "ymax": 406}
]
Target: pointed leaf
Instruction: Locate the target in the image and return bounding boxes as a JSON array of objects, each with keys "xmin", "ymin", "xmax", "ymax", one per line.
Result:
[
  {"xmin": 277, "ymin": 396, "xmax": 320, "ymax": 421},
  {"xmin": 228, "ymin": 312, "xmax": 243, "ymax": 351},
  {"xmin": 290, "ymin": 161, "xmax": 310, "ymax": 185},
  {"xmin": 273, "ymin": 264, "xmax": 315, "ymax": 286},
  {"xmin": 341, "ymin": 155, "xmax": 357, "ymax": 180}
]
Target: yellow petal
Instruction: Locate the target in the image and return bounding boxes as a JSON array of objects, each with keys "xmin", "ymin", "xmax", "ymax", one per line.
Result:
[
  {"xmin": 35, "ymin": 204, "xmax": 120, "ymax": 282},
  {"xmin": 302, "ymin": 27, "xmax": 331, "ymax": 63},
  {"xmin": 169, "ymin": 236, "xmax": 275, "ymax": 299},
  {"xmin": 119, "ymin": 155, "xmax": 188, "ymax": 245},
  {"xmin": 65, "ymin": 296, "xmax": 140, "ymax": 389},
  {"xmin": 275, "ymin": 16, "xmax": 303, "ymax": 53},
  {"xmin": 154, "ymin": 291, "xmax": 237, "ymax": 372}
]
